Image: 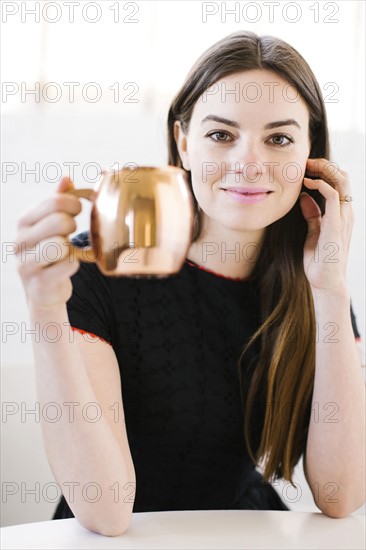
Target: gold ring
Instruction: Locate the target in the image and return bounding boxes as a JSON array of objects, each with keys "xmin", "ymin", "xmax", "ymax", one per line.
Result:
[{"xmin": 339, "ymin": 195, "xmax": 353, "ymax": 203}]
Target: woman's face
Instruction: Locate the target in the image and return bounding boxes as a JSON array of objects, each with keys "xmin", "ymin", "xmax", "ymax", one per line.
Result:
[{"xmin": 174, "ymin": 69, "xmax": 311, "ymax": 236}]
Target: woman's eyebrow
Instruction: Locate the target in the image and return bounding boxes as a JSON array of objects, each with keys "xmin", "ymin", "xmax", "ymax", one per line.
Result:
[
  {"xmin": 264, "ymin": 119, "xmax": 301, "ymax": 130},
  {"xmin": 201, "ymin": 115, "xmax": 240, "ymax": 128},
  {"xmin": 201, "ymin": 115, "xmax": 301, "ymax": 130}
]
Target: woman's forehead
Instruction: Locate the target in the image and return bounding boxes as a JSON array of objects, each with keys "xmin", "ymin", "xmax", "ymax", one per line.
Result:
[{"xmin": 192, "ymin": 69, "xmax": 310, "ymax": 125}]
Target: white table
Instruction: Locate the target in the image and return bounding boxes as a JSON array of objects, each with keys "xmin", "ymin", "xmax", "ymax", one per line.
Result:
[{"xmin": 1, "ymin": 510, "xmax": 364, "ymax": 549}]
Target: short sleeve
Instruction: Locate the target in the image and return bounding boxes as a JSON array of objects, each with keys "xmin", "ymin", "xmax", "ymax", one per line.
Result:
[
  {"xmin": 350, "ymin": 301, "xmax": 362, "ymax": 342},
  {"xmin": 66, "ymin": 231, "xmax": 115, "ymax": 346}
]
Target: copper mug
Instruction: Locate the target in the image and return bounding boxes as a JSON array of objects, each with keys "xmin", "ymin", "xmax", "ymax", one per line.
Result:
[{"xmin": 65, "ymin": 166, "xmax": 195, "ymax": 277}]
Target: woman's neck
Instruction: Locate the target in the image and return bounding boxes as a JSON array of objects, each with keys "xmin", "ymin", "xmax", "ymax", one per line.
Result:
[{"xmin": 186, "ymin": 224, "xmax": 265, "ymax": 280}]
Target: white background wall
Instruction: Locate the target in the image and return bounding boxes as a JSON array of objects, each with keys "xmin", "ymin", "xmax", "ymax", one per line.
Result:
[{"xmin": 1, "ymin": 0, "xmax": 365, "ymax": 527}]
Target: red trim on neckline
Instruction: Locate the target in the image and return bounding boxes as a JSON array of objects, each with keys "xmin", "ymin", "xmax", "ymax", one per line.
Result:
[{"xmin": 184, "ymin": 259, "xmax": 249, "ymax": 282}]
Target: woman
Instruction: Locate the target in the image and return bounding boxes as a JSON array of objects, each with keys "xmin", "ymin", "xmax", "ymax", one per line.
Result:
[{"xmin": 15, "ymin": 31, "xmax": 364, "ymax": 536}]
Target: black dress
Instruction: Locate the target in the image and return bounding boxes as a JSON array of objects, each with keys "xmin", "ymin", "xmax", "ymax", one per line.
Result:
[{"xmin": 52, "ymin": 231, "xmax": 361, "ymax": 518}]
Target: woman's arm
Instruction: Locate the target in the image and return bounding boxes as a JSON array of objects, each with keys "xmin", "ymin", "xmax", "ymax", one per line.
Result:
[
  {"xmin": 29, "ymin": 302, "xmax": 136, "ymax": 536},
  {"xmin": 15, "ymin": 177, "xmax": 135, "ymax": 535},
  {"xmin": 303, "ymin": 287, "xmax": 365, "ymax": 518},
  {"xmin": 299, "ymin": 160, "xmax": 365, "ymax": 517}
]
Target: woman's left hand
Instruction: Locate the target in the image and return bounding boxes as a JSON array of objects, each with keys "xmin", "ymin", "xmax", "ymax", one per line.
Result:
[{"xmin": 299, "ymin": 158, "xmax": 354, "ymax": 295}]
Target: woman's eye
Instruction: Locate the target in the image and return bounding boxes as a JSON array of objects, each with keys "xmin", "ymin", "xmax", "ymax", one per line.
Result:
[
  {"xmin": 268, "ymin": 134, "xmax": 293, "ymax": 146},
  {"xmin": 206, "ymin": 131, "xmax": 232, "ymax": 142}
]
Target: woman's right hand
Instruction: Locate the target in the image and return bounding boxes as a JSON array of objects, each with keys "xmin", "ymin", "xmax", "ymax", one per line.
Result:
[{"xmin": 15, "ymin": 176, "xmax": 83, "ymax": 310}]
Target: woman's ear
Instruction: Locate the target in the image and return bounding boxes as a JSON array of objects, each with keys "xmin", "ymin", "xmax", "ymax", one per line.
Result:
[{"xmin": 174, "ymin": 121, "xmax": 191, "ymax": 171}]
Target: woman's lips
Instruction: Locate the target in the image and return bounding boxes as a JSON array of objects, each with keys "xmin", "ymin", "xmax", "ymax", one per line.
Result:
[
  {"xmin": 222, "ymin": 189, "xmax": 273, "ymax": 204},
  {"xmin": 223, "ymin": 186, "xmax": 273, "ymax": 194}
]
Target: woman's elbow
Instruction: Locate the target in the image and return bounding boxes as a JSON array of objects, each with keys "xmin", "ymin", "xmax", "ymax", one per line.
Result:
[
  {"xmin": 319, "ymin": 500, "xmax": 364, "ymax": 519},
  {"xmin": 77, "ymin": 508, "xmax": 133, "ymax": 537},
  {"xmin": 321, "ymin": 508, "xmax": 349, "ymax": 519}
]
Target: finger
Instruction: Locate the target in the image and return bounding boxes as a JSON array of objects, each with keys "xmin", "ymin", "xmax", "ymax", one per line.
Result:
[
  {"xmin": 25, "ymin": 256, "xmax": 80, "ymax": 302},
  {"xmin": 17, "ymin": 193, "xmax": 82, "ymax": 229},
  {"xmin": 16, "ymin": 237, "xmax": 73, "ymax": 276},
  {"xmin": 16, "ymin": 212, "xmax": 77, "ymax": 250},
  {"xmin": 303, "ymin": 177, "xmax": 342, "ymax": 219},
  {"xmin": 56, "ymin": 176, "xmax": 75, "ymax": 193},
  {"xmin": 306, "ymin": 158, "xmax": 350, "ymax": 191},
  {"xmin": 37, "ymin": 254, "xmax": 80, "ymax": 283},
  {"xmin": 299, "ymin": 192, "xmax": 321, "ymax": 240},
  {"xmin": 299, "ymin": 192, "xmax": 322, "ymax": 220}
]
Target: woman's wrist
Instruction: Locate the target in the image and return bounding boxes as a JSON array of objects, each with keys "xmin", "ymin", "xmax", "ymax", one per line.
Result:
[
  {"xmin": 27, "ymin": 299, "xmax": 68, "ymax": 320},
  {"xmin": 311, "ymin": 283, "xmax": 350, "ymax": 304}
]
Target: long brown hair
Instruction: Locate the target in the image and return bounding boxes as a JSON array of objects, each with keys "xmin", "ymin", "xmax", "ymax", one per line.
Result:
[{"xmin": 167, "ymin": 31, "xmax": 329, "ymax": 486}]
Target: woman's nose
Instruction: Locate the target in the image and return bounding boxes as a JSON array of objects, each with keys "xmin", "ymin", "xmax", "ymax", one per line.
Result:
[
  {"xmin": 230, "ymin": 142, "xmax": 265, "ymax": 182},
  {"xmin": 241, "ymin": 161, "xmax": 262, "ymax": 181}
]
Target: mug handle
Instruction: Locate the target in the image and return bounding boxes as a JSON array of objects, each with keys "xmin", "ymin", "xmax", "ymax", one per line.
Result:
[{"xmin": 65, "ymin": 188, "xmax": 99, "ymax": 263}]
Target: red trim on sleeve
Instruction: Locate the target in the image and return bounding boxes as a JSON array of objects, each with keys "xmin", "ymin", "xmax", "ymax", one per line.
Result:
[
  {"xmin": 71, "ymin": 327, "xmax": 112, "ymax": 346},
  {"xmin": 355, "ymin": 336, "xmax": 362, "ymax": 343}
]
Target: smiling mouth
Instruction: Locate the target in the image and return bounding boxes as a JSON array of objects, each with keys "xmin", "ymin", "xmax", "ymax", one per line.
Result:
[
  {"xmin": 221, "ymin": 189, "xmax": 274, "ymax": 204},
  {"xmin": 222, "ymin": 189, "xmax": 274, "ymax": 195}
]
